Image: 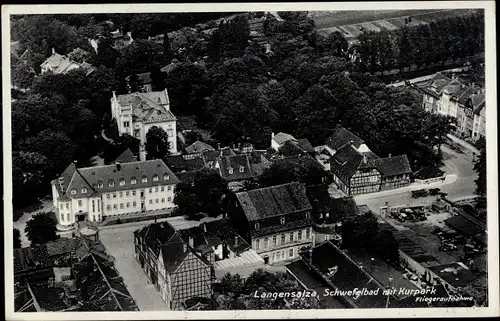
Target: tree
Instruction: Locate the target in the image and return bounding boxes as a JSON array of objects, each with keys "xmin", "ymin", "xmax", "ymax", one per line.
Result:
[
  {"xmin": 325, "ymin": 31, "xmax": 348, "ymax": 57},
  {"xmin": 220, "ymin": 273, "xmax": 245, "ymax": 295},
  {"xmin": 25, "ymin": 212, "xmax": 60, "ymax": 246},
  {"xmin": 145, "ymin": 126, "xmax": 171, "ymax": 160},
  {"xmin": 12, "ymin": 151, "xmax": 49, "ymax": 207},
  {"xmin": 14, "ymin": 228, "xmax": 22, "ymax": 249},
  {"xmin": 11, "ymin": 62, "xmax": 35, "ymax": 89},
  {"xmin": 173, "ymin": 169, "xmax": 230, "ymax": 219},
  {"xmin": 163, "ymin": 31, "xmax": 174, "ymax": 62},
  {"xmin": 68, "ymin": 47, "xmax": 92, "ymax": 63},
  {"xmin": 259, "ymin": 157, "xmax": 326, "ymax": 187},
  {"xmin": 473, "ymin": 144, "xmax": 486, "ymax": 196}
]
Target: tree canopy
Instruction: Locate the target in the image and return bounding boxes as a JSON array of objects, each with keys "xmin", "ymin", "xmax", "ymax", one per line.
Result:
[
  {"xmin": 25, "ymin": 212, "xmax": 60, "ymax": 246},
  {"xmin": 145, "ymin": 126, "xmax": 171, "ymax": 160}
]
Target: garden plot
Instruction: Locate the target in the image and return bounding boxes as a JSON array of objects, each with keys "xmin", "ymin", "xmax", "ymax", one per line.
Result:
[{"xmin": 372, "ymin": 20, "xmax": 399, "ymax": 31}]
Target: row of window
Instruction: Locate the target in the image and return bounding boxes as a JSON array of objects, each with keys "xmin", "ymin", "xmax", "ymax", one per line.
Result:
[
  {"xmin": 70, "ymin": 174, "xmax": 172, "ymax": 195},
  {"xmin": 272, "ymin": 248, "xmax": 294, "ymax": 262},
  {"xmin": 227, "ymin": 166, "xmax": 245, "ymax": 175},
  {"xmin": 254, "ymin": 213, "xmax": 311, "ymax": 230},
  {"xmin": 255, "ymin": 229, "xmax": 311, "ymax": 250},
  {"xmin": 105, "ymin": 186, "xmax": 172, "ymax": 199},
  {"xmin": 105, "ymin": 197, "xmax": 172, "ymax": 211}
]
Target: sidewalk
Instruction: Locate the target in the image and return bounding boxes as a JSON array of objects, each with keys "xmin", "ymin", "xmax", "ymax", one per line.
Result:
[
  {"xmin": 447, "ymin": 134, "xmax": 480, "ymax": 155},
  {"xmin": 354, "ymin": 174, "xmax": 458, "ymax": 202}
]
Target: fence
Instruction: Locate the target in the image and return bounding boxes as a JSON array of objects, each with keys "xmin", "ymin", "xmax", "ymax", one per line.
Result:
[{"xmin": 414, "ymin": 174, "xmax": 446, "ymax": 185}]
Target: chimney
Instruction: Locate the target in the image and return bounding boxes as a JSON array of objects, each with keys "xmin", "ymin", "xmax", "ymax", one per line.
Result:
[
  {"xmin": 112, "ymin": 91, "xmax": 117, "ymax": 100},
  {"xmin": 183, "ymin": 243, "xmax": 187, "ymax": 252},
  {"xmin": 234, "ymin": 236, "xmax": 238, "ymax": 246},
  {"xmin": 217, "ymin": 143, "xmax": 221, "ymax": 150},
  {"xmin": 271, "ymin": 132, "xmax": 275, "ymax": 139},
  {"xmin": 363, "ymin": 154, "xmax": 367, "ymax": 164},
  {"xmin": 188, "ymin": 236, "xmax": 194, "ymax": 248},
  {"xmin": 139, "ymin": 143, "xmax": 146, "ymax": 162},
  {"xmin": 52, "ymin": 48, "xmax": 56, "ymax": 55},
  {"xmin": 388, "ymin": 153, "xmax": 392, "ymax": 158},
  {"xmin": 202, "ymin": 223, "xmax": 207, "ymax": 233},
  {"xmin": 115, "ymin": 162, "xmax": 121, "ymax": 171},
  {"xmin": 238, "ymin": 143, "xmax": 241, "ymax": 150}
]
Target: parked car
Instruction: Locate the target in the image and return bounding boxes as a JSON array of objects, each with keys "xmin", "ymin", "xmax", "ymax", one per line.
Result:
[
  {"xmin": 412, "ymin": 189, "xmax": 429, "ymax": 198},
  {"xmin": 429, "ymin": 188, "xmax": 441, "ymax": 196}
]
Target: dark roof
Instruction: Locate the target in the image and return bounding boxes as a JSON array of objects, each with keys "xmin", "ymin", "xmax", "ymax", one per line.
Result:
[
  {"xmin": 56, "ymin": 160, "xmax": 180, "ymax": 199},
  {"xmin": 444, "ymin": 215, "xmax": 484, "ymax": 236},
  {"xmin": 14, "ymin": 247, "xmax": 51, "ymax": 273},
  {"xmin": 135, "ymin": 221, "xmax": 177, "ymax": 256},
  {"xmin": 160, "ymin": 234, "xmax": 191, "ymax": 273},
  {"xmin": 329, "ymin": 143, "xmax": 367, "ymax": 181},
  {"xmin": 274, "ymin": 154, "xmax": 325, "ymax": 172},
  {"xmin": 202, "ymin": 150, "xmax": 221, "ymax": 164},
  {"xmin": 185, "ymin": 140, "xmax": 215, "ymax": 154},
  {"xmin": 326, "ymin": 125, "xmax": 364, "ymax": 151},
  {"xmin": 429, "ymin": 263, "xmax": 477, "ymax": 289},
  {"xmin": 369, "ymin": 155, "xmax": 412, "ymax": 177},
  {"xmin": 44, "ymin": 238, "xmax": 81, "ymax": 257},
  {"xmin": 114, "ymin": 148, "xmax": 137, "ymax": 163},
  {"xmin": 217, "ymin": 154, "xmax": 255, "ymax": 181},
  {"xmin": 251, "ymin": 162, "xmax": 272, "ymax": 177},
  {"xmin": 279, "ymin": 140, "xmax": 306, "ymax": 157},
  {"xmin": 175, "ymin": 169, "xmax": 219, "ymax": 185},
  {"xmin": 236, "ymin": 182, "xmax": 312, "ymax": 221},
  {"xmin": 164, "ymin": 154, "xmax": 205, "ymax": 173},
  {"xmin": 31, "ymin": 285, "xmax": 69, "ymax": 311},
  {"xmin": 249, "ymin": 150, "xmax": 270, "ymax": 164},
  {"xmin": 306, "ymin": 185, "xmax": 358, "ymax": 223},
  {"xmin": 136, "ymin": 72, "xmax": 152, "ymax": 85},
  {"xmin": 297, "ymin": 138, "xmax": 315, "ymax": 153}
]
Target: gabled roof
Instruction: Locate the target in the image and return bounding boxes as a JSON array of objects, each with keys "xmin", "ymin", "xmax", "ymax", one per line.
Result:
[
  {"xmin": 114, "ymin": 148, "xmax": 137, "ymax": 163},
  {"xmin": 471, "ymin": 93, "xmax": 486, "ymax": 114},
  {"xmin": 326, "ymin": 125, "xmax": 364, "ymax": 152},
  {"xmin": 115, "ymin": 91, "xmax": 174, "ymax": 124},
  {"xmin": 136, "ymin": 72, "xmax": 151, "ymax": 85},
  {"xmin": 135, "ymin": 221, "xmax": 177, "ymax": 256},
  {"xmin": 428, "ymin": 263, "xmax": 477, "ymax": 289},
  {"xmin": 160, "ymin": 234, "xmax": 191, "ymax": 273},
  {"xmin": 329, "ymin": 143, "xmax": 366, "ymax": 180},
  {"xmin": 235, "ymin": 182, "xmax": 312, "ymax": 222},
  {"xmin": 297, "ymin": 138, "xmax": 315, "ymax": 153},
  {"xmin": 369, "ymin": 155, "xmax": 412, "ymax": 177},
  {"xmin": 185, "ymin": 140, "xmax": 215, "ymax": 154},
  {"xmin": 279, "ymin": 140, "xmax": 306, "ymax": 157},
  {"xmin": 273, "ymin": 132, "xmax": 296, "ymax": 145},
  {"xmin": 164, "ymin": 154, "xmax": 205, "ymax": 173},
  {"xmin": 217, "ymin": 154, "xmax": 254, "ymax": 181},
  {"xmin": 45, "ymin": 238, "xmax": 81, "ymax": 257},
  {"xmin": 55, "ymin": 160, "xmax": 180, "ymax": 199}
]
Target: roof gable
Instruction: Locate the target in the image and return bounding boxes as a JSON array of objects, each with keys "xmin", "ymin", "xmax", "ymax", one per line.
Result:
[
  {"xmin": 369, "ymin": 155, "xmax": 412, "ymax": 177},
  {"xmin": 273, "ymin": 132, "xmax": 296, "ymax": 145},
  {"xmin": 329, "ymin": 143, "xmax": 365, "ymax": 179},
  {"xmin": 217, "ymin": 154, "xmax": 254, "ymax": 181},
  {"xmin": 185, "ymin": 140, "xmax": 215, "ymax": 154},
  {"xmin": 114, "ymin": 148, "xmax": 137, "ymax": 163},
  {"xmin": 326, "ymin": 125, "xmax": 364, "ymax": 151}
]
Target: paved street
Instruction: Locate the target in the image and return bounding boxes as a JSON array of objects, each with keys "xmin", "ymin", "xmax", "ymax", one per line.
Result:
[
  {"xmin": 99, "ymin": 223, "xmax": 170, "ymax": 311},
  {"xmin": 354, "ymin": 146, "xmax": 477, "ymax": 212}
]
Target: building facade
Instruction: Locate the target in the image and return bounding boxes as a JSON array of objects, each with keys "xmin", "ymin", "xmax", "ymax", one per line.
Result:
[
  {"xmin": 51, "ymin": 160, "xmax": 179, "ymax": 230},
  {"xmin": 231, "ymin": 182, "xmax": 315, "ymax": 265},
  {"xmin": 111, "ymin": 90, "xmax": 178, "ymax": 155}
]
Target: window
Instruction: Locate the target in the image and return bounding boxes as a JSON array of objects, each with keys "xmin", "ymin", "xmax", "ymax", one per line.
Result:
[
  {"xmin": 113, "ymin": 204, "xmax": 117, "ymax": 209},
  {"xmin": 66, "ymin": 213, "xmax": 70, "ymax": 221},
  {"xmin": 167, "ymin": 186, "xmax": 172, "ymax": 191},
  {"xmin": 149, "ymin": 200, "xmax": 153, "ymax": 204},
  {"xmin": 264, "ymin": 237, "xmax": 269, "ymax": 248},
  {"xmin": 161, "ymin": 198, "xmax": 165, "ymax": 203},
  {"xmin": 149, "ymin": 188, "xmax": 152, "ymax": 193},
  {"xmin": 161, "ymin": 186, "xmax": 165, "ymax": 192},
  {"xmin": 142, "ymin": 176, "xmax": 148, "ymax": 183},
  {"xmin": 290, "ymin": 232, "xmax": 294, "ymax": 242},
  {"xmin": 155, "ymin": 187, "xmax": 158, "ymax": 192},
  {"xmin": 60, "ymin": 204, "xmax": 63, "ymax": 210},
  {"xmin": 113, "ymin": 193, "xmax": 117, "ymax": 198},
  {"xmin": 81, "ymin": 188, "xmax": 87, "ymax": 194},
  {"xmin": 60, "ymin": 213, "xmax": 64, "ymax": 221},
  {"xmin": 153, "ymin": 175, "xmax": 159, "ymax": 182},
  {"xmin": 276, "ymin": 251, "xmax": 281, "ymax": 260},
  {"xmin": 280, "ymin": 217, "xmax": 285, "ymax": 225},
  {"xmin": 289, "ymin": 248, "xmax": 294, "ymax": 258},
  {"xmin": 239, "ymin": 166, "xmax": 244, "ymax": 173},
  {"xmin": 71, "ymin": 189, "xmax": 77, "ymax": 195},
  {"xmin": 256, "ymin": 239, "xmax": 260, "ymax": 250},
  {"xmin": 273, "ymin": 236, "xmax": 277, "ymax": 246},
  {"xmin": 119, "ymin": 192, "xmax": 123, "ymax": 197},
  {"xmin": 156, "ymin": 199, "xmax": 159, "ymax": 203},
  {"xmin": 164, "ymin": 174, "xmax": 169, "ymax": 180},
  {"xmin": 66, "ymin": 203, "xmax": 69, "ymax": 209},
  {"xmin": 306, "ymin": 228, "xmax": 311, "ymax": 239},
  {"xmin": 126, "ymin": 191, "xmax": 129, "ymax": 197},
  {"xmin": 131, "ymin": 177, "xmax": 137, "ymax": 184},
  {"xmin": 298, "ymin": 230, "xmax": 302, "ymax": 240},
  {"xmin": 228, "ymin": 167, "xmax": 233, "ymax": 174},
  {"xmin": 326, "ymin": 213, "xmax": 330, "ymax": 218},
  {"xmin": 123, "ymin": 121, "xmax": 130, "ymax": 128},
  {"xmin": 133, "ymin": 201, "xmax": 137, "ymax": 207},
  {"xmin": 108, "ymin": 180, "xmax": 115, "ymax": 187},
  {"xmin": 106, "ymin": 194, "xmax": 110, "ymax": 199},
  {"xmin": 97, "ymin": 181, "xmax": 103, "ymax": 188},
  {"xmin": 78, "ymin": 200, "xmax": 83, "ymax": 207},
  {"xmin": 132, "ymin": 191, "xmax": 136, "ymax": 196},
  {"xmin": 126, "ymin": 202, "xmax": 130, "ymax": 208},
  {"xmin": 120, "ymin": 178, "xmax": 125, "ymax": 186},
  {"xmin": 281, "ymin": 234, "xmax": 286, "ymax": 244},
  {"xmin": 167, "ymin": 197, "xmax": 172, "ymax": 202},
  {"xmin": 120, "ymin": 203, "xmax": 124, "ymax": 209},
  {"xmin": 305, "ymin": 212, "xmax": 310, "ymax": 219},
  {"xmin": 255, "ymin": 223, "xmax": 260, "ymax": 230}
]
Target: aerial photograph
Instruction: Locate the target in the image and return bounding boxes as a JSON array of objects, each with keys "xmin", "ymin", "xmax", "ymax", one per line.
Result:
[{"xmin": 6, "ymin": 6, "xmax": 490, "ymax": 314}]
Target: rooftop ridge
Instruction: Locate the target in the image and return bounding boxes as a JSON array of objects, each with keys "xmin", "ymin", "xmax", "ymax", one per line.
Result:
[{"xmin": 236, "ymin": 181, "xmax": 303, "ymax": 195}]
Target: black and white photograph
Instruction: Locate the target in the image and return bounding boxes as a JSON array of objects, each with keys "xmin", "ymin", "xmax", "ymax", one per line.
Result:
[{"xmin": 2, "ymin": 2, "xmax": 498, "ymax": 319}]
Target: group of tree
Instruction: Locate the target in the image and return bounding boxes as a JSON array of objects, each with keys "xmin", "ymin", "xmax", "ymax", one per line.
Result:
[
  {"xmin": 213, "ymin": 269, "xmax": 321, "ymax": 310},
  {"xmin": 24, "ymin": 212, "xmax": 60, "ymax": 246},
  {"xmin": 352, "ymin": 12, "xmax": 484, "ymax": 74},
  {"xmin": 173, "ymin": 169, "xmax": 230, "ymax": 219},
  {"xmin": 340, "ymin": 212, "xmax": 400, "ymax": 264},
  {"xmin": 473, "ymin": 141, "xmax": 486, "ymax": 197},
  {"xmin": 258, "ymin": 156, "xmax": 327, "ymax": 187},
  {"xmin": 145, "ymin": 126, "xmax": 171, "ymax": 160}
]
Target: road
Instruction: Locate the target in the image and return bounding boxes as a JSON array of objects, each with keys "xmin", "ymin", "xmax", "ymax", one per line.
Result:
[
  {"xmin": 353, "ymin": 145, "xmax": 477, "ymax": 212},
  {"xmin": 99, "ymin": 222, "xmax": 170, "ymax": 311}
]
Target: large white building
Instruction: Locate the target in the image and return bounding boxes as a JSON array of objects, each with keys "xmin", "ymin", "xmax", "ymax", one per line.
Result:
[
  {"xmin": 51, "ymin": 159, "xmax": 180, "ymax": 231},
  {"xmin": 111, "ymin": 90, "xmax": 178, "ymax": 158}
]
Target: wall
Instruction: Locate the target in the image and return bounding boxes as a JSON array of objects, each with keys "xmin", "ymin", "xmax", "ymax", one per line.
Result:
[
  {"xmin": 252, "ymin": 227, "xmax": 314, "ymax": 264},
  {"xmin": 414, "ymin": 173, "xmax": 446, "ymax": 185}
]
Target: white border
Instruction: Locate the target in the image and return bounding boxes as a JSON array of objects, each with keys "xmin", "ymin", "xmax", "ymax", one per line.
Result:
[{"xmin": 2, "ymin": 2, "xmax": 498, "ymax": 320}]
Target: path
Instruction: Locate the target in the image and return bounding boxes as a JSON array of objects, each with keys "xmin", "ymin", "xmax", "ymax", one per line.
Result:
[{"xmin": 13, "ymin": 198, "xmax": 55, "ymax": 248}]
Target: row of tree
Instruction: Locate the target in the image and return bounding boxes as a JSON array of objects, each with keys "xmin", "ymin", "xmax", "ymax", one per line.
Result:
[{"xmin": 353, "ymin": 12, "xmax": 484, "ymax": 74}]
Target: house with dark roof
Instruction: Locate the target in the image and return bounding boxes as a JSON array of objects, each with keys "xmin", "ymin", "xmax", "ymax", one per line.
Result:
[
  {"xmin": 136, "ymin": 72, "xmax": 152, "ymax": 92},
  {"xmin": 50, "ymin": 159, "xmax": 180, "ymax": 231},
  {"xmin": 185, "ymin": 140, "xmax": 215, "ymax": 154},
  {"xmin": 215, "ymin": 154, "xmax": 255, "ymax": 183},
  {"xmin": 113, "ymin": 148, "xmax": 137, "ymax": 163},
  {"xmin": 325, "ymin": 125, "xmax": 373, "ymax": 156},
  {"xmin": 427, "ymin": 262, "xmax": 478, "ymax": 294},
  {"xmin": 111, "ymin": 89, "xmax": 177, "ymax": 158},
  {"xmin": 419, "ymin": 72, "xmax": 486, "ymax": 141},
  {"xmin": 230, "ymin": 182, "xmax": 315, "ymax": 265},
  {"xmin": 164, "ymin": 154, "xmax": 206, "ymax": 173}
]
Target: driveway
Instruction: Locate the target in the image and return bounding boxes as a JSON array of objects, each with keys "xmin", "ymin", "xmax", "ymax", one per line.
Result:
[{"xmin": 99, "ymin": 224, "xmax": 170, "ymax": 311}]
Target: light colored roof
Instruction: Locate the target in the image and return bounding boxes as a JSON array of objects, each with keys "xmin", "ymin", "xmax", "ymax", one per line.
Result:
[
  {"xmin": 273, "ymin": 132, "xmax": 296, "ymax": 145},
  {"xmin": 185, "ymin": 140, "xmax": 215, "ymax": 154},
  {"xmin": 214, "ymin": 249, "xmax": 264, "ymax": 270},
  {"xmin": 40, "ymin": 52, "xmax": 66, "ymax": 69},
  {"xmin": 165, "ymin": 214, "xmax": 223, "ymax": 230},
  {"xmin": 116, "ymin": 91, "xmax": 175, "ymax": 124}
]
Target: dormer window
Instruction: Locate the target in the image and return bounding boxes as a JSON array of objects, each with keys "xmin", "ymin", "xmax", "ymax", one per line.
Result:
[
  {"xmin": 119, "ymin": 178, "xmax": 126, "ymax": 186},
  {"xmin": 305, "ymin": 212, "xmax": 310, "ymax": 219},
  {"xmin": 131, "ymin": 177, "xmax": 137, "ymax": 184},
  {"xmin": 142, "ymin": 176, "xmax": 148, "ymax": 183},
  {"xmin": 97, "ymin": 181, "xmax": 103, "ymax": 188},
  {"xmin": 71, "ymin": 189, "xmax": 77, "ymax": 195},
  {"xmin": 255, "ymin": 223, "xmax": 260, "ymax": 230},
  {"xmin": 108, "ymin": 180, "xmax": 115, "ymax": 187},
  {"xmin": 280, "ymin": 217, "xmax": 286, "ymax": 225},
  {"xmin": 153, "ymin": 174, "xmax": 159, "ymax": 182},
  {"xmin": 81, "ymin": 188, "xmax": 88, "ymax": 194},
  {"xmin": 228, "ymin": 167, "xmax": 234, "ymax": 174},
  {"xmin": 164, "ymin": 173, "xmax": 170, "ymax": 180},
  {"xmin": 239, "ymin": 166, "xmax": 244, "ymax": 173}
]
